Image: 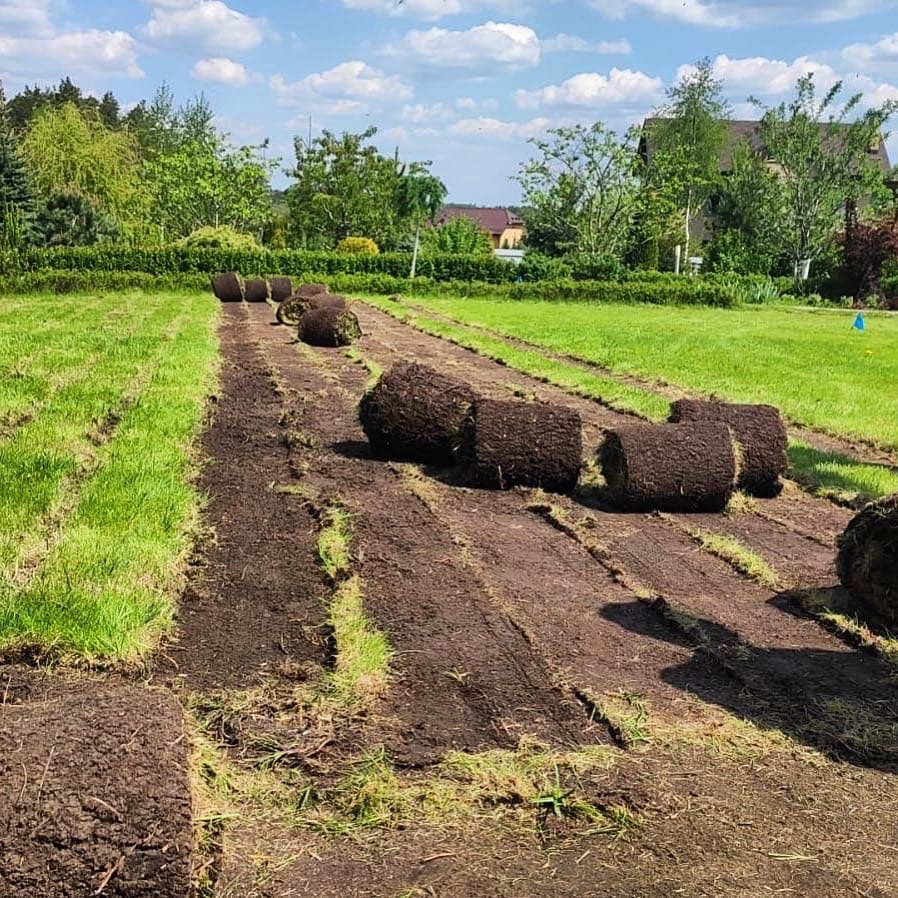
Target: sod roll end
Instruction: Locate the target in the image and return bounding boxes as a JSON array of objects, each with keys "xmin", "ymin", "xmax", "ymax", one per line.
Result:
[
  {"xmin": 836, "ymin": 493, "xmax": 898, "ymax": 628},
  {"xmin": 210, "ymin": 271, "xmax": 243, "ymax": 302},
  {"xmin": 298, "ymin": 306, "xmax": 362, "ymax": 347},
  {"xmin": 359, "ymin": 361, "xmax": 476, "ymax": 465}
]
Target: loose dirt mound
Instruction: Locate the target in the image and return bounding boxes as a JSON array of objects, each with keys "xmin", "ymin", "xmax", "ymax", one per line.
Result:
[
  {"xmin": 210, "ymin": 272, "xmax": 243, "ymax": 302},
  {"xmin": 837, "ymin": 493, "xmax": 898, "ymax": 628},
  {"xmin": 669, "ymin": 399, "xmax": 788, "ymax": 497},
  {"xmin": 268, "ymin": 276, "xmax": 293, "ymax": 302},
  {"xmin": 457, "ymin": 398, "xmax": 582, "ymax": 492},
  {"xmin": 298, "ymin": 306, "xmax": 361, "ymax": 347},
  {"xmin": 600, "ymin": 421, "xmax": 736, "ymax": 511},
  {"xmin": 0, "ymin": 686, "xmax": 193, "ymax": 898},
  {"xmin": 359, "ymin": 361, "xmax": 476, "ymax": 465},
  {"xmin": 243, "ymin": 278, "xmax": 269, "ymax": 303}
]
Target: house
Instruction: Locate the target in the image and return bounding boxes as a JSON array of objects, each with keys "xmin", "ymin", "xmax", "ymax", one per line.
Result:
[{"xmin": 434, "ymin": 205, "xmax": 525, "ymax": 249}]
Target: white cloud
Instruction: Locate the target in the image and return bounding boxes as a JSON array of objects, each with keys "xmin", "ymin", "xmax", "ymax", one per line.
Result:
[
  {"xmin": 190, "ymin": 56, "xmax": 259, "ymax": 85},
  {"xmin": 587, "ymin": 0, "xmax": 898, "ymax": 29},
  {"xmin": 0, "ymin": 29, "xmax": 144, "ymax": 79},
  {"xmin": 341, "ymin": 0, "xmax": 522, "ymax": 21},
  {"xmin": 677, "ymin": 54, "xmax": 841, "ymax": 96},
  {"xmin": 0, "ymin": 0, "xmax": 54, "ymax": 37},
  {"xmin": 143, "ymin": 0, "xmax": 268, "ymax": 53},
  {"xmin": 541, "ymin": 34, "xmax": 632, "ymax": 54},
  {"xmin": 383, "ymin": 21, "xmax": 540, "ymax": 72},
  {"xmin": 447, "ymin": 115, "xmax": 553, "ymax": 141},
  {"xmin": 270, "ymin": 61, "xmax": 413, "ymax": 113},
  {"xmin": 842, "ymin": 32, "xmax": 898, "ymax": 72},
  {"xmin": 516, "ymin": 68, "xmax": 663, "ymax": 110},
  {"xmin": 400, "ymin": 102, "xmax": 451, "ymax": 122}
]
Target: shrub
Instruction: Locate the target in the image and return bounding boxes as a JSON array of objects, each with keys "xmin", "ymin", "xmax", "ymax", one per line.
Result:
[
  {"xmin": 336, "ymin": 236, "xmax": 379, "ymax": 255},
  {"xmin": 566, "ymin": 253, "xmax": 626, "ymax": 281},
  {"xmin": 842, "ymin": 219, "xmax": 898, "ymax": 301},
  {"xmin": 421, "ymin": 217, "xmax": 493, "ymax": 256},
  {"xmin": 0, "ymin": 269, "xmax": 209, "ymax": 294},
  {"xmin": 178, "ymin": 226, "xmax": 259, "ymax": 251},
  {"xmin": 517, "ymin": 253, "xmax": 572, "ymax": 282}
]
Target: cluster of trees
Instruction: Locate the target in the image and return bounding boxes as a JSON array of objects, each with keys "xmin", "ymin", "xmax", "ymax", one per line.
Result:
[
  {"xmin": 3, "ymin": 64, "xmax": 896, "ymax": 287},
  {"xmin": 0, "ymin": 78, "xmax": 276, "ymax": 249},
  {"xmin": 517, "ymin": 60, "xmax": 898, "ymax": 280}
]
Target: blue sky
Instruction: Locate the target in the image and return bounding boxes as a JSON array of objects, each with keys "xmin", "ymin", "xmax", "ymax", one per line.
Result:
[{"xmin": 1, "ymin": 0, "xmax": 898, "ymax": 204}]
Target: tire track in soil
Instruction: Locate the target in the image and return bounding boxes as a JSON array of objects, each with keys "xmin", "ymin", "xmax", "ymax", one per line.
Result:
[
  {"xmin": 153, "ymin": 305, "xmax": 327, "ymax": 691},
  {"xmin": 244, "ymin": 305, "xmax": 594, "ymax": 764}
]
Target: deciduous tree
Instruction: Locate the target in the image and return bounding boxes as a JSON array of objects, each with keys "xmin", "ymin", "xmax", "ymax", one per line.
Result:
[
  {"xmin": 393, "ymin": 169, "xmax": 446, "ymax": 277},
  {"xmin": 516, "ymin": 122, "xmax": 640, "ymax": 257}
]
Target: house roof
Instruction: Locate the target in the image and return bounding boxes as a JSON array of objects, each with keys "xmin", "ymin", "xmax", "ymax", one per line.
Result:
[
  {"xmin": 435, "ymin": 205, "xmax": 524, "ymax": 235},
  {"xmin": 639, "ymin": 117, "xmax": 892, "ymax": 174}
]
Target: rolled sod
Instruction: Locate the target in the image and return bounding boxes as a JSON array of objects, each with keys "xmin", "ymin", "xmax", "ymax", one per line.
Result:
[
  {"xmin": 457, "ymin": 398, "xmax": 582, "ymax": 492},
  {"xmin": 268, "ymin": 276, "xmax": 293, "ymax": 302},
  {"xmin": 669, "ymin": 399, "xmax": 788, "ymax": 497},
  {"xmin": 243, "ymin": 277, "xmax": 270, "ymax": 303},
  {"xmin": 600, "ymin": 421, "xmax": 737, "ymax": 512},
  {"xmin": 359, "ymin": 361, "xmax": 476, "ymax": 465},
  {"xmin": 210, "ymin": 271, "xmax": 243, "ymax": 302},
  {"xmin": 294, "ymin": 282, "xmax": 329, "ymax": 299},
  {"xmin": 0, "ymin": 687, "xmax": 193, "ymax": 898},
  {"xmin": 309, "ymin": 293, "xmax": 348, "ymax": 311},
  {"xmin": 836, "ymin": 493, "xmax": 898, "ymax": 628},
  {"xmin": 275, "ymin": 295, "xmax": 308, "ymax": 326},
  {"xmin": 298, "ymin": 306, "xmax": 362, "ymax": 347}
]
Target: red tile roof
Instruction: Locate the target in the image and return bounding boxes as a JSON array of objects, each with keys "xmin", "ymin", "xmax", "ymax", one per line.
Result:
[{"xmin": 435, "ymin": 205, "xmax": 524, "ymax": 235}]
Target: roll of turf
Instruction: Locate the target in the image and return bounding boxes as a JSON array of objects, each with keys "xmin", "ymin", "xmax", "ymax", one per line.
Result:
[
  {"xmin": 457, "ymin": 398, "xmax": 582, "ymax": 492},
  {"xmin": 294, "ymin": 282, "xmax": 329, "ymax": 298},
  {"xmin": 269, "ymin": 276, "xmax": 293, "ymax": 302},
  {"xmin": 210, "ymin": 271, "xmax": 243, "ymax": 302},
  {"xmin": 359, "ymin": 362, "xmax": 476, "ymax": 465},
  {"xmin": 309, "ymin": 293, "xmax": 348, "ymax": 311},
  {"xmin": 276, "ymin": 295, "xmax": 307, "ymax": 325},
  {"xmin": 298, "ymin": 306, "xmax": 361, "ymax": 347},
  {"xmin": 669, "ymin": 399, "xmax": 788, "ymax": 497},
  {"xmin": 836, "ymin": 493, "xmax": 898, "ymax": 628},
  {"xmin": 600, "ymin": 421, "xmax": 737, "ymax": 512},
  {"xmin": 243, "ymin": 277, "xmax": 269, "ymax": 303}
]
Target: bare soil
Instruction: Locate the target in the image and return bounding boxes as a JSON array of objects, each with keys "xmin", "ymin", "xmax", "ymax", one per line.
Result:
[{"xmin": 7, "ymin": 298, "xmax": 898, "ymax": 898}]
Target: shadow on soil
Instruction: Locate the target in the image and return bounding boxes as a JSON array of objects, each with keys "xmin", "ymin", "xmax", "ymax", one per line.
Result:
[{"xmin": 602, "ymin": 600, "xmax": 898, "ymax": 772}]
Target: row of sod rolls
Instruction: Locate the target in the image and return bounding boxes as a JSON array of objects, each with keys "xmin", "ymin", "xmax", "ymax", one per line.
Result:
[
  {"xmin": 599, "ymin": 400, "xmax": 789, "ymax": 512},
  {"xmin": 359, "ymin": 362, "xmax": 582, "ymax": 492},
  {"xmin": 211, "ymin": 271, "xmax": 293, "ymax": 303}
]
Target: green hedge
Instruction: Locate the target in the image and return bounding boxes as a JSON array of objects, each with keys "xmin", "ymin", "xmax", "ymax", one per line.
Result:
[
  {"xmin": 21, "ymin": 247, "xmax": 519, "ymax": 283},
  {"xmin": 1, "ymin": 269, "xmax": 739, "ymax": 306}
]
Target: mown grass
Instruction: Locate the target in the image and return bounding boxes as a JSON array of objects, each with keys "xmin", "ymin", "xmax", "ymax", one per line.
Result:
[
  {"xmin": 0, "ymin": 292, "xmax": 219, "ymax": 661},
  {"xmin": 399, "ymin": 296, "xmax": 898, "ymax": 451},
  {"xmin": 360, "ymin": 294, "xmax": 898, "ymax": 502}
]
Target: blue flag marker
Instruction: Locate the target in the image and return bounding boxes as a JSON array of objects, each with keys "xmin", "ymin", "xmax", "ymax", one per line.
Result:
[{"xmin": 853, "ymin": 312, "xmax": 865, "ymax": 332}]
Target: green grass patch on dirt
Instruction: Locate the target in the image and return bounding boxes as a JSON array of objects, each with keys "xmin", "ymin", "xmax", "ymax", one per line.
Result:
[
  {"xmin": 358, "ymin": 294, "xmax": 898, "ymax": 503},
  {"xmin": 0, "ymin": 292, "xmax": 219, "ymax": 662},
  {"xmin": 687, "ymin": 528, "xmax": 781, "ymax": 590}
]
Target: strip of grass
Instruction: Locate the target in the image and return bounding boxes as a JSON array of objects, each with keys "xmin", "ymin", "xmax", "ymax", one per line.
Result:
[
  {"xmin": 359, "ymin": 295, "xmax": 898, "ymax": 503},
  {"xmin": 0, "ymin": 293, "xmax": 219, "ymax": 661},
  {"xmin": 398, "ymin": 296, "xmax": 898, "ymax": 451}
]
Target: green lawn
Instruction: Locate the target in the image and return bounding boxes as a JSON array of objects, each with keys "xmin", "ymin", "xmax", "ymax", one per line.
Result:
[
  {"xmin": 401, "ymin": 297, "xmax": 898, "ymax": 451},
  {"xmin": 0, "ymin": 292, "xmax": 218, "ymax": 661},
  {"xmin": 359, "ymin": 294, "xmax": 898, "ymax": 504}
]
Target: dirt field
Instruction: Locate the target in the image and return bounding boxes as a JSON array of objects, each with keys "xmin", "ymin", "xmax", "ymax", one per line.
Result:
[{"xmin": 4, "ymin": 298, "xmax": 898, "ymax": 898}]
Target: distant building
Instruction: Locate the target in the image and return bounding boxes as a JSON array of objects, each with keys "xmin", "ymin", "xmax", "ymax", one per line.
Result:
[{"xmin": 435, "ymin": 205, "xmax": 525, "ymax": 249}]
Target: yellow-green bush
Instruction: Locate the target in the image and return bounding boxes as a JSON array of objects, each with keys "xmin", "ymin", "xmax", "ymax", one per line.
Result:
[{"xmin": 337, "ymin": 236, "xmax": 379, "ymax": 255}]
